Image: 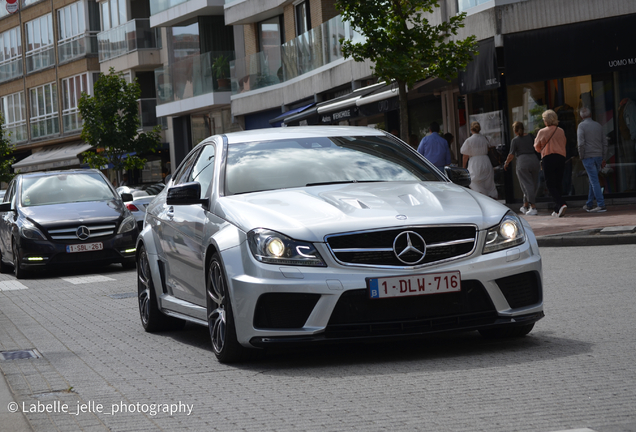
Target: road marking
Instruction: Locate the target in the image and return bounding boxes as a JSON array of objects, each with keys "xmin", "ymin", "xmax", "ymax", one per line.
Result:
[
  {"xmin": 0, "ymin": 280, "xmax": 28, "ymax": 291},
  {"xmin": 61, "ymin": 275, "xmax": 116, "ymax": 285},
  {"xmin": 548, "ymin": 429, "xmax": 597, "ymax": 432}
]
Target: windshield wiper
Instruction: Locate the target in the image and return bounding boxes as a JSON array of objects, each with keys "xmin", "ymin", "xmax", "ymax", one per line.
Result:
[{"xmin": 306, "ymin": 180, "xmax": 381, "ymax": 187}]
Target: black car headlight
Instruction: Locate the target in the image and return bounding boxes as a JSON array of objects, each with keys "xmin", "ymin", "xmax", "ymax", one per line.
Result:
[
  {"xmin": 247, "ymin": 229, "xmax": 326, "ymax": 267},
  {"xmin": 20, "ymin": 220, "xmax": 46, "ymax": 240},
  {"xmin": 117, "ymin": 215, "xmax": 137, "ymax": 234},
  {"xmin": 483, "ymin": 212, "xmax": 526, "ymax": 254}
]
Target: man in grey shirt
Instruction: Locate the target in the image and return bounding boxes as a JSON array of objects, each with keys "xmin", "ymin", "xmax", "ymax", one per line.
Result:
[{"xmin": 577, "ymin": 107, "xmax": 608, "ymax": 212}]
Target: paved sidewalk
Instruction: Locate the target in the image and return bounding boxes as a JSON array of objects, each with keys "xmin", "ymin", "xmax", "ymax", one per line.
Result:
[{"xmin": 513, "ymin": 200, "xmax": 636, "ymax": 246}]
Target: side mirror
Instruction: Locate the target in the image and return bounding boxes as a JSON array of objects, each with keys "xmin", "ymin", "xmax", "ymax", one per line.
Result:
[
  {"xmin": 444, "ymin": 166, "xmax": 471, "ymax": 188},
  {"xmin": 166, "ymin": 182, "xmax": 209, "ymax": 206},
  {"xmin": 120, "ymin": 193, "xmax": 133, "ymax": 202},
  {"xmin": 164, "ymin": 174, "xmax": 172, "ymax": 185},
  {"xmin": 0, "ymin": 202, "xmax": 12, "ymax": 212}
]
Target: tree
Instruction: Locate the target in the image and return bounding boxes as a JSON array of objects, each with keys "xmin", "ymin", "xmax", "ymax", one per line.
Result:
[
  {"xmin": 336, "ymin": 0, "xmax": 478, "ymax": 141},
  {"xmin": 0, "ymin": 113, "xmax": 15, "ymax": 184},
  {"xmin": 79, "ymin": 67, "xmax": 161, "ymax": 183}
]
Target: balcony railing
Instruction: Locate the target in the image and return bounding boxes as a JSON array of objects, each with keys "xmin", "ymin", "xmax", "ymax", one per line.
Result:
[
  {"xmin": 31, "ymin": 114, "xmax": 60, "ymax": 139},
  {"xmin": 458, "ymin": 0, "xmax": 491, "ymax": 12},
  {"xmin": 231, "ymin": 15, "xmax": 363, "ymax": 94},
  {"xmin": 58, "ymin": 33, "xmax": 98, "ymax": 64},
  {"xmin": 5, "ymin": 123, "xmax": 28, "ymax": 145},
  {"xmin": 26, "ymin": 46, "xmax": 55, "ymax": 74},
  {"xmin": 155, "ymin": 51, "xmax": 234, "ymax": 105},
  {"xmin": 138, "ymin": 98, "xmax": 158, "ymax": 129},
  {"xmin": 150, "ymin": 0, "xmax": 188, "ymax": 16},
  {"xmin": 98, "ymin": 19, "xmax": 160, "ymax": 63},
  {"xmin": 0, "ymin": 58, "xmax": 23, "ymax": 83},
  {"xmin": 62, "ymin": 109, "xmax": 82, "ymax": 133}
]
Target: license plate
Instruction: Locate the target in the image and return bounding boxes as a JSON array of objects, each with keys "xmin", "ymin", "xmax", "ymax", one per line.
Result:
[
  {"xmin": 367, "ymin": 271, "xmax": 461, "ymax": 299},
  {"xmin": 66, "ymin": 242, "xmax": 104, "ymax": 253}
]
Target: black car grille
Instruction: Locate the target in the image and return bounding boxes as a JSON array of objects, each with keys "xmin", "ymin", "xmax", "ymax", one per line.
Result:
[
  {"xmin": 325, "ymin": 281, "xmax": 497, "ymax": 338},
  {"xmin": 254, "ymin": 293, "xmax": 321, "ymax": 329},
  {"xmin": 495, "ymin": 271, "xmax": 542, "ymax": 309},
  {"xmin": 325, "ymin": 225, "xmax": 477, "ymax": 267},
  {"xmin": 47, "ymin": 223, "xmax": 117, "ymax": 241}
]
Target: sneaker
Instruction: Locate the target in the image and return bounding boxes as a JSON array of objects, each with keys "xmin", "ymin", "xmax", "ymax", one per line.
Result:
[
  {"xmin": 590, "ymin": 206, "xmax": 607, "ymax": 213},
  {"xmin": 525, "ymin": 208, "xmax": 538, "ymax": 216},
  {"xmin": 551, "ymin": 211, "xmax": 558, "ymax": 217},
  {"xmin": 582, "ymin": 205, "xmax": 593, "ymax": 212},
  {"xmin": 519, "ymin": 206, "xmax": 529, "ymax": 214},
  {"xmin": 557, "ymin": 204, "xmax": 567, "ymax": 217}
]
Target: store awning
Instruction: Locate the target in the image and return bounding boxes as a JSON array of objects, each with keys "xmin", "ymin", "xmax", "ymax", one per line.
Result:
[
  {"xmin": 268, "ymin": 103, "xmax": 315, "ymax": 126},
  {"xmin": 504, "ymin": 13, "xmax": 636, "ymax": 85},
  {"xmin": 356, "ymin": 82, "xmax": 400, "ymax": 117},
  {"xmin": 458, "ymin": 38, "xmax": 500, "ymax": 95},
  {"xmin": 12, "ymin": 143, "xmax": 93, "ymax": 173}
]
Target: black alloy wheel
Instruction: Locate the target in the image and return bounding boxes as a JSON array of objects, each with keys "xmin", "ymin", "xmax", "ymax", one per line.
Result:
[
  {"xmin": 12, "ymin": 241, "xmax": 26, "ymax": 279},
  {"xmin": 137, "ymin": 245, "xmax": 184, "ymax": 332},
  {"xmin": 207, "ymin": 253, "xmax": 248, "ymax": 363}
]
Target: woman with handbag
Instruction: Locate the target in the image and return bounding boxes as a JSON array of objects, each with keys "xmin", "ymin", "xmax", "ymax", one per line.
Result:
[
  {"xmin": 504, "ymin": 121, "xmax": 540, "ymax": 215},
  {"xmin": 534, "ymin": 109, "xmax": 568, "ymax": 217},
  {"xmin": 460, "ymin": 121, "xmax": 498, "ymax": 199}
]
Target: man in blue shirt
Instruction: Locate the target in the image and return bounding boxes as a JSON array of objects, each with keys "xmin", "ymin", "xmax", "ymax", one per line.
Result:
[{"xmin": 417, "ymin": 122, "xmax": 451, "ymax": 170}]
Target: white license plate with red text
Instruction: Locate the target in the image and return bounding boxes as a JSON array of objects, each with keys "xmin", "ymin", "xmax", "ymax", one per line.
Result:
[
  {"xmin": 368, "ymin": 271, "xmax": 461, "ymax": 299},
  {"xmin": 66, "ymin": 242, "xmax": 104, "ymax": 253}
]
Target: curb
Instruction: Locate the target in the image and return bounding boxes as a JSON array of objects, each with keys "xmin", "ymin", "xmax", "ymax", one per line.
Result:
[{"xmin": 537, "ymin": 228, "xmax": 636, "ymax": 247}]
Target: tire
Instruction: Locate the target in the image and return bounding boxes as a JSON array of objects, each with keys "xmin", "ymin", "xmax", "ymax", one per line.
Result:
[
  {"xmin": 207, "ymin": 253, "xmax": 250, "ymax": 363},
  {"xmin": 0, "ymin": 248, "xmax": 11, "ymax": 274},
  {"xmin": 479, "ymin": 323, "xmax": 535, "ymax": 339},
  {"xmin": 137, "ymin": 245, "xmax": 185, "ymax": 332},
  {"xmin": 12, "ymin": 241, "xmax": 27, "ymax": 279}
]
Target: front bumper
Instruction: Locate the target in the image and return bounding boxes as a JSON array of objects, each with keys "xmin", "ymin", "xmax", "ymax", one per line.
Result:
[{"xmin": 223, "ymin": 232, "xmax": 544, "ymax": 349}]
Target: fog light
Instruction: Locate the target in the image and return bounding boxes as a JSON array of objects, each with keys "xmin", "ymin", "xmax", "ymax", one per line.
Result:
[
  {"xmin": 123, "ymin": 248, "xmax": 136, "ymax": 254},
  {"xmin": 27, "ymin": 257, "xmax": 44, "ymax": 261}
]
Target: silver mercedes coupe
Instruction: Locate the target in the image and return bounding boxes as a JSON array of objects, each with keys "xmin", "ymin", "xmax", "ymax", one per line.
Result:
[{"xmin": 136, "ymin": 126, "xmax": 544, "ymax": 363}]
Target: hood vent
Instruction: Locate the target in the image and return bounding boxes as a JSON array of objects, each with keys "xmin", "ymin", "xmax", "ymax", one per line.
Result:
[{"xmin": 340, "ymin": 198, "xmax": 370, "ymax": 209}]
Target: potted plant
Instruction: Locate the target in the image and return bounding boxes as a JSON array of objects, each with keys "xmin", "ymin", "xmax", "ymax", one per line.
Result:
[{"xmin": 212, "ymin": 55, "xmax": 230, "ymax": 89}]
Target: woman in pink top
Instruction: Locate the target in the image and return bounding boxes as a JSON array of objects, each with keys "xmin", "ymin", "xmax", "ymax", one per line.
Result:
[{"xmin": 534, "ymin": 109, "xmax": 568, "ymax": 217}]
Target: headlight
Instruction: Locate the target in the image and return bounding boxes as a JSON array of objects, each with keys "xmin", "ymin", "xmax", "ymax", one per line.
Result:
[
  {"xmin": 117, "ymin": 215, "xmax": 137, "ymax": 234},
  {"xmin": 20, "ymin": 219, "xmax": 46, "ymax": 240},
  {"xmin": 247, "ymin": 229, "xmax": 326, "ymax": 267},
  {"xmin": 483, "ymin": 212, "xmax": 526, "ymax": 254}
]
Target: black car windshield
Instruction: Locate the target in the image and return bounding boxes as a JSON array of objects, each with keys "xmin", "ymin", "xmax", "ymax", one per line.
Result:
[
  {"xmin": 225, "ymin": 136, "xmax": 443, "ymax": 195},
  {"xmin": 20, "ymin": 173, "xmax": 116, "ymax": 207}
]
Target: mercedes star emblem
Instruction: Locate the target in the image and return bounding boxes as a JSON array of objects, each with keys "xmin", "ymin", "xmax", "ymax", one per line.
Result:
[
  {"xmin": 76, "ymin": 226, "xmax": 90, "ymax": 241},
  {"xmin": 393, "ymin": 231, "xmax": 426, "ymax": 265}
]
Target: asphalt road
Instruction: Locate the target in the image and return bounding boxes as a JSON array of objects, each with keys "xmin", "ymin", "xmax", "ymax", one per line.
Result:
[{"xmin": 1, "ymin": 245, "xmax": 635, "ymax": 432}]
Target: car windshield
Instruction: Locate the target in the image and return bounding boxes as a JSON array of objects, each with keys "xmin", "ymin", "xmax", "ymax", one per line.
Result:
[
  {"xmin": 225, "ymin": 135, "xmax": 443, "ymax": 195},
  {"xmin": 20, "ymin": 173, "xmax": 116, "ymax": 207}
]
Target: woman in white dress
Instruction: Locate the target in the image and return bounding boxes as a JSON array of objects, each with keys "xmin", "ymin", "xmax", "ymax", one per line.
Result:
[{"xmin": 460, "ymin": 121, "xmax": 498, "ymax": 199}]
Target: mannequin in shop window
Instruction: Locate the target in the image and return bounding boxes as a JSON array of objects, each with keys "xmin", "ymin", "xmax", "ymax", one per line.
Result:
[{"xmin": 618, "ymin": 98, "xmax": 636, "ymax": 191}]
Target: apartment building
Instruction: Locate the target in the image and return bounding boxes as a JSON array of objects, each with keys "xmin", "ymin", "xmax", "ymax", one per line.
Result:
[{"xmin": 1, "ymin": 0, "xmax": 101, "ymax": 174}]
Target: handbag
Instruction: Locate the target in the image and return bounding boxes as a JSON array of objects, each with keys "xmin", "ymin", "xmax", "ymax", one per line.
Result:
[{"xmin": 487, "ymin": 146, "xmax": 501, "ymax": 167}]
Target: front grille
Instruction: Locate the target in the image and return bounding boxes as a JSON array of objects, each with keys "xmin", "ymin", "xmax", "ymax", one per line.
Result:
[
  {"xmin": 496, "ymin": 271, "xmax": 542, "ymax": 308},
  {"xmin": 254, "ymin": 293, "xmax": 321, "ymax": 329},
  {"xmin": 48, "ymin": 224, "xmax": 117, "ymax": 241},
  {"xmin": 326, "ymin": 281, "xmax": 497, "ymax": 337},
  {"xmin": 326, "ymin": 225, "xmax": 477, "ymax": 267}
]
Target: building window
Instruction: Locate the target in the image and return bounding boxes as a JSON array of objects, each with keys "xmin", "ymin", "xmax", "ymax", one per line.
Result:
[
  {"xmin": 1, "ymin": 91, "xmax": 27, "ymax": 144},
  {"xmin": 258, "ymin": 16, "xmax": 284, "ymax": 52},
  {"xmin": 58, "ymin": 1, "xmax": 91, "ymax": 63},
  {"xmin": 25, "ymin": 14, "xmax": 55, "ymax": 73},
  {"xmin": 295, "ymin": 0, "xmax": 311, "ymax": 36},
  {"xmin": 100, "ymin": 0, "xmax": 127, "ymax": 31},
  {"xmin": 62, "ymin": 73, "xmax": 93, "ymax": 133},
  {"xmin": 0, "ymin": 27, "xmax": 22, "ymax": 83},
  {"xmin": 29, "ymin": 82, "xmax": 59, "ymax": 139}
]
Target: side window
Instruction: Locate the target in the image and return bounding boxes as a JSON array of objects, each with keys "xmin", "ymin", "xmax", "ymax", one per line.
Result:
[
  {"xmin": 188, "ymin": 144, "xmax": 215, "ymax": 199},
  {"xmin": 172, "ymin": 150, "xmax": 201, "ymax": 186},
  {"xmin": 4, "ymin": 180, "xmax": 15, "ymax": 204}
]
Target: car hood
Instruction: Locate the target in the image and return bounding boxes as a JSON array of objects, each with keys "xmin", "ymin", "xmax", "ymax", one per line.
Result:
[
  {"xmin": 20, "ymin": 200, "xmax": 125, "ymax": 228},
  {"xmin": 215, "ymin": 182, "xmax": 509, "ymax": 242}
]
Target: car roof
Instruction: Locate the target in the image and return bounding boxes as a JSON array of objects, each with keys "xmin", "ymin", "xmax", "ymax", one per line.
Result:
[{"xmin": 222, "ymin": 126, "xmax": 389, "ymax": 145}]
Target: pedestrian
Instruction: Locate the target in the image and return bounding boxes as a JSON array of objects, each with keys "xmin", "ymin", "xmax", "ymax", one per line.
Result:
[
  {"xmin": 534, "ymin": 109, "xmax": 568, "ymax": 217},
  {"xmin": 577, "ymin": 107, "xmax": 608, "ymax": 212},
  {"xmin": 504, "ymin": 121, "xmax": 540, "ymax": 215},
  {"xmin": 444, "ymin": 133, "xmax": 458, "ymax": 164},
  {"xmin": 417, "ymin": 122, "xmax": 451, "ymax": 170},
  {"xmin": 460, "ymin": 121, "xmax": 498, "ymax": 199}
]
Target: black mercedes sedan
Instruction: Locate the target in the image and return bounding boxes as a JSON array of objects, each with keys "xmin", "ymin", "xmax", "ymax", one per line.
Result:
[{"xmin": 0, "ymin": 169, "xmax": 138, "ymax": 278}]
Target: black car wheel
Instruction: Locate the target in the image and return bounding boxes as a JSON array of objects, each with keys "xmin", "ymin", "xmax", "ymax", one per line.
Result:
[
  {"xmin": 207, "ymin": 253, "xmax": 248, "ymax": 363},
  {"xmin": 479, "ymin": 323, "xmax": 535, "ymax": 338},
  {"xmin": 12, "ymin": 241, "xmax": 27, "ymax": 279},
  {"xmin": 0, "ymin": 248, "xmax": 11, "ymax": 274},
  {"xmin": 137, "ymin": 245, "xmax": 184, "ymax": 332}
]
